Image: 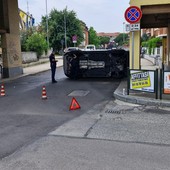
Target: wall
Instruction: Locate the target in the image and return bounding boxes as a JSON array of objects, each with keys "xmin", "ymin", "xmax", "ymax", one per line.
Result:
[
  {"xmin": 21, "ymin": 52, "xmax": 37, "ymax": 64},
  {"xmin": 21, "ymin": 49, "xmax": 52, "ymax": 64}
]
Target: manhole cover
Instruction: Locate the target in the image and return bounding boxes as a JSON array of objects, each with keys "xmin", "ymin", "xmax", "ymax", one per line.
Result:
[{"xmin": 68, "ymin": 90, "xmax": 90, "ymax": 97}]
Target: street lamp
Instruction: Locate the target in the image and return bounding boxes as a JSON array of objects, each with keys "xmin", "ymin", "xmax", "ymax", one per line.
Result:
[
  {"xmin": 45, "ymin": 0, "xmax": 49, "ymax": 49},
  {"xmin": 123, "ymin": 22, "xmax": 125, "ymax": 44}
]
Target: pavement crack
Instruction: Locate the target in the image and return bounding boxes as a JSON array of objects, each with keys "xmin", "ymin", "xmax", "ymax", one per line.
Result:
[{"xmin": 84, "ymin": 114, "xmax": 103, "ymax": 137}]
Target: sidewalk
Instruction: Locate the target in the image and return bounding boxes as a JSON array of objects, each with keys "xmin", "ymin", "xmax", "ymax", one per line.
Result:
[
  {"xmin": 23, "ymin": 56, "xmax": 63, "ymax": 75},
  {"xmin": 0, "ymin": 56, "xmax": 63, "ymax": 83},
  {"xmin": 114, "ymin": 58, "xmax": 170, "ymax": 107}
]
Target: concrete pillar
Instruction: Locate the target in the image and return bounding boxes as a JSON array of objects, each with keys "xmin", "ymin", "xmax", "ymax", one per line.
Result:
[
  {"xmin": 1, "ymin": 0, "xmax": 23, "ymax": 78},
  {"xmin": 162, "ymin": 36, "xmax": 167, "ymax": 65},
  {"xmin": 129, "ymin": 30, "xmax": 141, "ymax": 69},
  {"xmin": 167, "ymin": 23, "xmax": 170, "ymax": 65}
]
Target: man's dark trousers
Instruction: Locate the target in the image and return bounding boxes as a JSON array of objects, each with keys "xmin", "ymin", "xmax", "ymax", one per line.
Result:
[{"xmin": 51, "ymin": 66, "xmax": 56, "ymax": 82}]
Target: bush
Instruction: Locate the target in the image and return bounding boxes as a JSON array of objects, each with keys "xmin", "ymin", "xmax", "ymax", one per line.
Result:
[
  {"xmin": 141, "ymin": 41, "xmax": 148, "ymax": 47},
  {"xmin": 142, "ymin": 37, "xmax": 161, "ymax": 55},
  {"xmin": 147, "ymin": 37, "xmax": 161, "ymax": 55},
  {"xmin": 26, "ymin": 33, "xmax": 48, "ymax": 58}
]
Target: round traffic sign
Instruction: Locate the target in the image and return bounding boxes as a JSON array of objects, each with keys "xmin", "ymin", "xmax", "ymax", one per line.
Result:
[
  {"xmin": 72, "ymin": 35, "xmax": 77, "ymax": 42},
  {"xmin": 124, "ymin": 6, "xmax": 142, "ymax": 24}
]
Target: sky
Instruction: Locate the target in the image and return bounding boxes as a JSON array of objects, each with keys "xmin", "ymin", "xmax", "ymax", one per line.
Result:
[{"xmin": 18, "ymin": 0, "xmax": 130, "ymax": 33}]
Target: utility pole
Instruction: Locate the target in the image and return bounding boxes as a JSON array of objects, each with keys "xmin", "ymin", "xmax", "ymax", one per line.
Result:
[
  {"xmin": 64, "ymin": 13, "xmax": 67, "ymax": 49},
  {"xmin": 45, "ymin": 0, "xmax": 49, "ymax": 49},
  {"xmin": 26, "ymin": 1, "xmax": 29, "ymax": 29},
  {"xmin": 27, "ymin": 1, "xmax": 29, "ymax": 14}
]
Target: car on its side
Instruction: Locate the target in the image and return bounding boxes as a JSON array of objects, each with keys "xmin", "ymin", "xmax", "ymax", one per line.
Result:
[
  {"xmin": 64, "ymin": 47, "xmax": 79, "ymax": 53},
  {"xmin": 85, "ymin": 44, "xmax": 96, "ymax": 51}
]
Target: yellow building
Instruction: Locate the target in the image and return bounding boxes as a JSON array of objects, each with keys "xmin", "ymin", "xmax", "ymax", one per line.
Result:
[
  {"xmin": 129, "ymin": 0, "xmax": 170, "ymax": 68},
  {"xmin": 19, "ymin": 9, "xmax": 35, "ymax": 30}
]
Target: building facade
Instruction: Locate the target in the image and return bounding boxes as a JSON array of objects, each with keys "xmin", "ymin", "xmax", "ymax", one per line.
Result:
[
  {"xmin": 129, "ymin": 0, "xmax": 170, "ymax": 68},
  {"xmin": 141, "ymin": 28, "xmax": 167, "ymax": 37}
]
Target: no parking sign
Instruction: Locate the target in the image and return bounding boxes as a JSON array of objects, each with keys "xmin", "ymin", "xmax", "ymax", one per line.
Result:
[
  {"xmin": 124, "ymin": 6, "xmax": 142, "ymax": 24},
  {"xmin": 72, "ymin": 35, "xmax": 77, "ymax": 43},
  {"xmin": 124, "ymin": 6, "xmax": 142, "ymax": 69}
]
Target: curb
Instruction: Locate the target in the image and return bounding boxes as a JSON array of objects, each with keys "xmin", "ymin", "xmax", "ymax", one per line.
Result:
[
  {"xmin": 113, "ymin": 92, "xmax": 169, "ymax": 107},
  {"xmin": 113, "ymin": 81, "xmax": 170, "ymax": 107},
  {"xmin": 22, "ymin": 60, "xmax": 49, "ymax": 68}
]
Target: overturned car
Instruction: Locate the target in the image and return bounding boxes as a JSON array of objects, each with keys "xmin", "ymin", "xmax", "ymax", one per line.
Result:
[{"xmin": 63, "ymin": 49, "xmax": 129, "ymax": 79}]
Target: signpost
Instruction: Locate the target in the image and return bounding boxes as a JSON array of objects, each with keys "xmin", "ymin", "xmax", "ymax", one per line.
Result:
[
  {"xmin": 72, "ymin": 35, "xmax": 77, "ymax": 47},
  {"xmin": 124, "ymin": 6, "xmax": 142, "ymax": 69}
]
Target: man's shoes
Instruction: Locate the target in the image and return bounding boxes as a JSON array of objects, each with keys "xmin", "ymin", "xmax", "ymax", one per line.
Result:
[{"xmin": 52, "ymin": 80, "xmax": 57, "ymax": 83}]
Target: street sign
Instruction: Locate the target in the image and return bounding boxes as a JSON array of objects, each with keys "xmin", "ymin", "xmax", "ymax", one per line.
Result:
[
  {"xmin": 125, "ymin": 24, "xmax": 130, "ymax": 32},
  {"xmin": 126, "ymin": 23, "xmax": 140, "ymax": 32},
  {"xmin": 130, "ymin": 23, "xmax": 140, "ymax": 31},
  {"xmin": 124, "ymin": 6, "xmax": 142, "ymax": 24},
  {"xmin": 72, "ymin": 35, "xmax": 77, "ymax": 43}
]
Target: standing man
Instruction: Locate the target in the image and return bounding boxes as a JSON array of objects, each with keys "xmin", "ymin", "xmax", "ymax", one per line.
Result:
[{"xmin": 49, "ymin": 51, "xmax": 58, "ymax": 83}]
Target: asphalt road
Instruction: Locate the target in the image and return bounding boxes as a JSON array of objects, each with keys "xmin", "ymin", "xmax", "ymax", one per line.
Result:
[
  {"xmin": 1, "ymin": 67, "xmax": 170, "ymax": 170},
  {"xmin": 0, "ymin": 66, "xmax": 120, "ymax": 159},
  {"xmin": 0, "ymin": 98, "xmax": 170, "ymax": 170}
]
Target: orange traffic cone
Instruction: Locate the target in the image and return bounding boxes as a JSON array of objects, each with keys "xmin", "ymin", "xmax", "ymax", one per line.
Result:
[
  {"xmin": 1, "ymin": 84, "xmax": 5, "ymax": 96},
  {"xmin": 42, "ymin": 86, "xmax": 47, "ymax": 99}
]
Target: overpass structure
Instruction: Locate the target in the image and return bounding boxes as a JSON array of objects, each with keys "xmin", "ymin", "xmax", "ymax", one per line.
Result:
[{"xmin": 0, "ymin": 0, "xmax": 22, "ymax": 78}]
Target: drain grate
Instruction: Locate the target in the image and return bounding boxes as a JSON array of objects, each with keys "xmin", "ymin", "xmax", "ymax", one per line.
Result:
[{"xmin": 105, "ymin": 110, "xmax": 121, "ymax": 114}]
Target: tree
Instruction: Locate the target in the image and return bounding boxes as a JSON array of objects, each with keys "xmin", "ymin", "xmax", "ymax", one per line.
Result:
[
  {"xmin": 114, "ymin": 33, "xmax": 128, "ymax": 46},
  {"xmin": 141, "ymin": 33, "xmax": 149, "ymax": 42},
  {"xmin": 98, "ymin": 36, "xmax": 110, "ymax": 47},
  {"xmin": 25, "ymin": 33, "xmax": 48, "ymax": 58},
  {"xmin": 88, "ymin": 27, "xmax": 100, "ymax": 46},
  {"xmin": 147, "ymin": 37, "xmax": 161, "ymax": 55},
  {"xmin": 41, "ymin": 8, "xmax": 84, "ymax": 52},
  {"xmin": 20, "ymin": 27, "xmax": 37, "ymax": 51}
]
